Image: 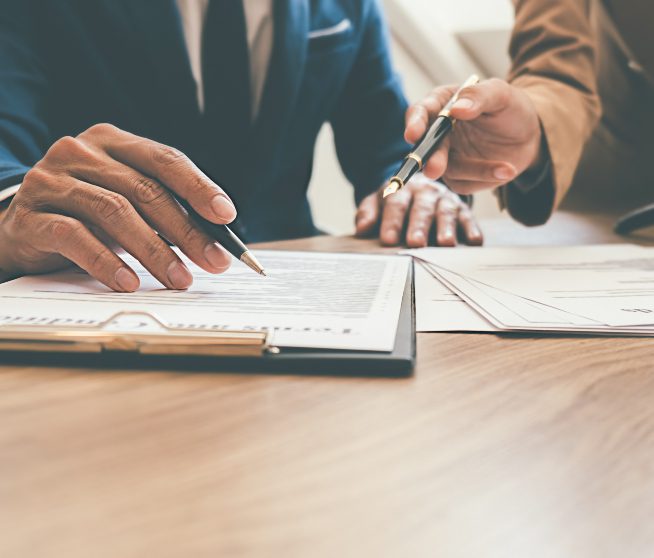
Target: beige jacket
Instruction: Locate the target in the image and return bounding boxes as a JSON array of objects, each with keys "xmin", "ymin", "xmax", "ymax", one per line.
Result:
[{"xmin": 501, "ymin": 0, "xmax": 654, "ymax": 225}]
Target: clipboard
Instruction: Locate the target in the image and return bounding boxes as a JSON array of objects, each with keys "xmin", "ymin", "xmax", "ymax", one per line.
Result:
[{"xmin": 0, "ymin": 265, "xmax": 415, "ymax": 377}]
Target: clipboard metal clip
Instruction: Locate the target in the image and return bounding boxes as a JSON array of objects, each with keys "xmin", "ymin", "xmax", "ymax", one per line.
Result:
[{"xmin": 0, "ymin": 310, "xmax": 275, "ymax": 357}]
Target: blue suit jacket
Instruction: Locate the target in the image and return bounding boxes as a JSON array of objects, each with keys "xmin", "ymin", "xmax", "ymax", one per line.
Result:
[{"xmin": 0, "ymin": 0, "xmax": 409, "ymax": 241}]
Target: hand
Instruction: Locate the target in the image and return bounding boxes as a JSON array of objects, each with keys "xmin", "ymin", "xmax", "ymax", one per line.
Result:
[
  {"xmin": 0, "ymin": 124, "xmax": 236, "ymax": 291},
  {"xmin": 405, "ymin": 78, "xmax": 546, "ymax": 195},
  {"xmin": 355, "ymin": 175, "xmax": 483, "ymax": 247}
]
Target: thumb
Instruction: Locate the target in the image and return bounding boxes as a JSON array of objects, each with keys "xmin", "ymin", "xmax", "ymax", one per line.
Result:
[
  {"xmin": 355, "ymin": 192, "xmax": 381, "ymax": 237},
  {"xmin": 449, "ymin": 78, "xmax": 513, "ymax": 120}
]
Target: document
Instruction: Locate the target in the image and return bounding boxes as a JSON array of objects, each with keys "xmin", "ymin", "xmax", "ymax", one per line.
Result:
[
  {"xmin": 414, "ymin": 263, "xmax": 496, "ymax": 332},
  {"xmin": 406, "ymin": 244, "xmax": 654, "ymax": 336},
  {"xmin": 0, "ymin": 251, "xmax": 410, "ymax": 352}
]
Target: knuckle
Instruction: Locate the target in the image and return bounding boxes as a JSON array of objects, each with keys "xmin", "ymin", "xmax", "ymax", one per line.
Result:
[
  {"xmin": 384, "ymin": 215, "xmax": 404, "ymax": 229},
  {"xmin": 87, "ymin": 245, "xmax": 114, "ymax": 273},
  {"xmin": 488, "ymin": 78, "xmax": 510, "ymax": 102},
  {"xmin": 414, "ymin": 198, "xmax": 436, "ymax": 213},
  {"xmin": 48, "ymin": 218, "xmax": 80, "ymax": 247},
  {"xmin": 4, "ymin": 202, "xmax": 33, "ymax": 238},
  {"xmin": 179, "ymin": 219, "xmax": 201, "ymax": 246},
  {"xmin": 459, "ymin": 209, "xmax": 473, "ymax": 221},
  {"xmin": 152, "ymin": 145, "xmax": 188, "ymax": 168},
  {"xmin": 21, "ymin": 167, "xmax": 52, "ymax": 191},
  {"xmin": 92, "ymin": 191, "xmax": 132, "ymax": 222},
  {"xmin": 46, "ymin": 135, "xmax": 80, "ymax": 160},
  {"xmin": 85, "ymin": 122, "xmax": 118, "ymax": 136},
  {"xmin": 187, "ymin": 172, "xmax": 212, "ymax": 196},
  {"xmin": 386, "ymin": 193, "xmax": 411, "ymax": 211},
  {"xmin": 132, "ymin": 175, "xmax": 168, "ymax": 206},
  {"xmin": 143, "ymin": 238, "xmax": 166, "ymax": 262},
  {"xmin": 438, "ymin": 199, "xmax": 459, "ymax": 215}
]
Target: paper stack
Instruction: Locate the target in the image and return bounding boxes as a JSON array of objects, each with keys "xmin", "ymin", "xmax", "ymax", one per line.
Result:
[{"xmin": 406, "ymin": 244, "xmax": 654, "ymax": 336}]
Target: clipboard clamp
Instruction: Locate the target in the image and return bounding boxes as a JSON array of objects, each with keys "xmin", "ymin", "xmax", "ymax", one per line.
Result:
[{"xmin": 0, "ymin": 310, "xmax": 275, "ymax": 357}]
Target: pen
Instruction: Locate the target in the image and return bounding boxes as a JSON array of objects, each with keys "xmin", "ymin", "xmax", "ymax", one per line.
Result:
[
  {"xmin": 383, "ymin": 74, "xmax": 480, "ymax": 198},
  {"xmin": 174, "ymin": 195, "xmax": 266, "ymax": 276}
]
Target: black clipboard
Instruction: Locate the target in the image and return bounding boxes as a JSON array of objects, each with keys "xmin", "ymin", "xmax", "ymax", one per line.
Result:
[{"xmin": 0, "ymin": 264, "xmax": 415, "ymax": 377}]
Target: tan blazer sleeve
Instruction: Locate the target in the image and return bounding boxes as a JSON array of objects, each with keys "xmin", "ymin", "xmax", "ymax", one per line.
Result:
[{"xmin": 499, "ymin": 0, "xmax": 602, "ymax": 225}]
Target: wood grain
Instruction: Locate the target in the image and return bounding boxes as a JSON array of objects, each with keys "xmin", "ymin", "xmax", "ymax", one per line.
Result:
[{"xmin": 2, "ymin": 212, "xmax": 654, "ymax": 558}]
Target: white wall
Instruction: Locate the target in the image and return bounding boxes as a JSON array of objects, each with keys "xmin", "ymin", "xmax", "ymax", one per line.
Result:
[{"xmin": 308, "ymin": 0, "xmax": 515, "ymax": 235}]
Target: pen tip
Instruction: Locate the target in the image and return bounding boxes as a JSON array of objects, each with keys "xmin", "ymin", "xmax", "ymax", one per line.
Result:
[
  {"xmin": 240, "ymin": 251, "xmax": 266, "ymax": 276},
  {"xmin": 383, "ymin": 179, "xmax": 401, "ymax": 199}
]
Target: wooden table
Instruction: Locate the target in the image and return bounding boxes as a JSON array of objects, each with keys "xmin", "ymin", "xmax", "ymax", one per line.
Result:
[{"xmin": 2, "ymin": 212, "xmax": 654, "ymax": 558}]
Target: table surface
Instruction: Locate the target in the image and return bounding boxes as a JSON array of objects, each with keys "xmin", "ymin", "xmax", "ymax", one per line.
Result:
[{"xmin": 3, "ymin": 212, "xmax": 654, "ymax": 558}]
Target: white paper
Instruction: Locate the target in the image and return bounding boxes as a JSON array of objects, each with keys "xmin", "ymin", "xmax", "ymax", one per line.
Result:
[
  {"xmin": 0, "ymin": 251, "xmax": 410, "ymax": 352},
  {"xmin": 414, "ymin": 263, "xmax": 496, "ymax": 332},
  {"xmin": 406, "ymin": 244, "xmax": 654, "ymax": 334}
]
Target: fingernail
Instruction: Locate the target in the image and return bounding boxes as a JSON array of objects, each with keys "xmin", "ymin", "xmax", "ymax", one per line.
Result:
[
  {"xmin": 453, "ymin": 98, "xmax": 475, "ymax": 110},
  {"xmin": 440, "ymin": 228, "xmax": 455, "ymax": 244},
  {"xmin": 494, "ymin": 167, "xmax": 515, "ymax": 181},
  {"xmin": 384, "ymin": 229, "xmax": 399, "ymax": 244},
  {"xmin": 412, "ymin": 230, "xmax": 425, "ymax": 241},
  {"xmin": 115, "ymin": 268, "xmax": 139, "ymax": 292},
  {"xmin": 211, "ymin": 194, "xmax": 237, "ymax": 223},
  {"xmin": 167, "ymin": 261, "xmax": 193, "ymax": 289},
  {"xmin": 204, "ymin": 243, "xmax": 231, "ymax": 271}
]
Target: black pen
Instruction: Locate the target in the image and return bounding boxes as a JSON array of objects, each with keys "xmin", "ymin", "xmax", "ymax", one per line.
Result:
[
  {"xmin": 383, "ymin": 74, "xmax": 480, "ymax": 199},
  {"xmin": 174, "ymin": 195, "xmax": 266, "ymax": 276}
]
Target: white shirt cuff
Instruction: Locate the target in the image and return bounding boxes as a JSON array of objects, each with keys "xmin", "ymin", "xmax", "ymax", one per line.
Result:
[{"xmin": 0, "ymin": 183, "xmax": 20, "ymax": 203}]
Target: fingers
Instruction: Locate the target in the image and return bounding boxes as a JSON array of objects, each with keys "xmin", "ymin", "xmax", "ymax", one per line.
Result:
[
  {"xmin": 32, "ymin": 214, "xmax": 140, "ymax": 292},
  {"xmin": 405, "ymin": 187, "xmax": 439, "ymax": 248},
  {"xmin": 43, "ymin": 175, "xmax": 194, "ymax": 290},
  {"xmin": 435, "ymin": 196, "xmax": 459, "ymax": 247},
  {"xmin": 79, "ymin": 124, "xmax": 237, "ymax": 225},
  {"xmin": 355, "ymin": 192, "xmax": 381, "ymax": 237},
  {"xmin": 445, "ymin": 153, "xmax": 517, "ymax": 184},
  {"xmin": 404, "ymin": 78, "xmax": 512, "ymax": 143},
  {"xmin": 449, "ymin": 78, "xmax": 512, "ymax": 121},
  {"xmin": 422, "ymin": 137, "xmax": 451, "ymax": 181},
  {"xmin": 457, "ymin": 205, "xmax": 484, "ymax": 246},
  {"xmin": 405, "ymin": 85, "xmax": 458, "ymax": 144},
  {"xmin": 380, "ymin": 188, "xmax": 412, "ymax": 246},
  {"xmin": 74, "ymin": 160, "xmax": 232, "ymax": 273}
]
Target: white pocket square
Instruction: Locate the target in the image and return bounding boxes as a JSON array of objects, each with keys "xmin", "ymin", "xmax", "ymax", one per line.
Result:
[{"xmin": 308, "ymin": 19, "xmax": 352, "ymax": 40}]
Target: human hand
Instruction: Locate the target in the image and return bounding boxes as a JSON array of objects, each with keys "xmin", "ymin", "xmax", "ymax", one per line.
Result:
[
  {"xmin": 0, "ymin": 124, "xmax": 235, "ymax": 291},
  {"xmin": 405, "ymin": 78, "xmax": 545, "ymax": 194},
  {"xmin": 355, "ymin": 175, "xmax": 483, "ymax": 247}
]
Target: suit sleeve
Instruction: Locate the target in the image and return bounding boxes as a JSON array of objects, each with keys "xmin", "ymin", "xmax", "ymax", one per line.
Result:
[
  {"xmin": 498, "ymin": 0, "xmax": 602, "ymax": 225},
  {"xmin": 0, "ymin": 0, "xmax": 50, "ymax": 193},
  {"xmin": 329, "ymin": 0, "xmax": 409, "ymax": 204}
]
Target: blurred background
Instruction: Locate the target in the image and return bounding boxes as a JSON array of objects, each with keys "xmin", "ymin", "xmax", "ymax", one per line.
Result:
[{"xmin": 308, "ymin": 0, "xmax": 515, "ymax": 234}]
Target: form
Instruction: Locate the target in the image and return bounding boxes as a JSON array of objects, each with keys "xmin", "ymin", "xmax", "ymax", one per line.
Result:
[
  {"xmin": 0, "ymin": 251, "xmax": 410, "ymax": 352},
  {"xmin": 407, "ymin": 245, "xmax": 654, "ymax": 334},
  {"xmin": 414, "ymin": 263, "xmax": 496, "ymax": 332}
]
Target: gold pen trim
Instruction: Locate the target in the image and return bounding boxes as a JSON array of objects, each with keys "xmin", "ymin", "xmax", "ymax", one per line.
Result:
[
  {"xmin": 240, "ymin": 251, "xmax": 266, "ymax": 276},
  {"xmin": 406, "ymin": 152, "xmax": 423, "ymax": 170},
  {"xmin": 383, "ymin": 177, "xmax": 404, "ymax": 199}
]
